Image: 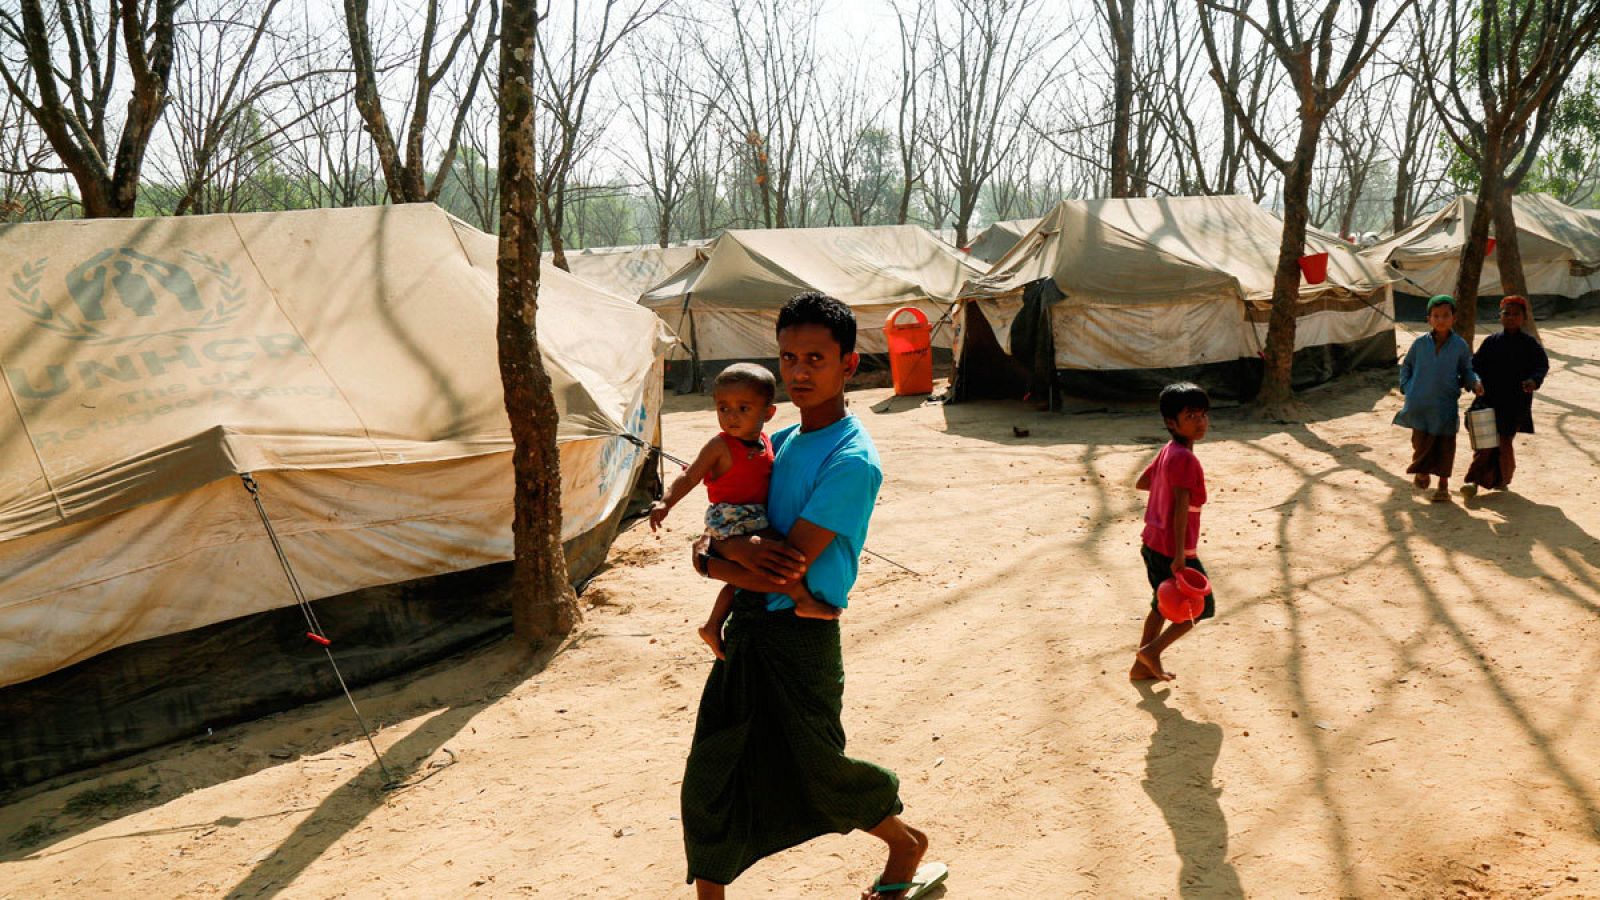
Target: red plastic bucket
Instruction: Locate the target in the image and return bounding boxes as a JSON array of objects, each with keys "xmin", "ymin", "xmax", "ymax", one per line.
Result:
[
  {"xmin": 1298, "ymin": 252, "xmax": 1330, "ymax": 285},
  {"xmin": 1156, "ymin": 568, "xmax": 1210, "ymax": 624},
  {"xmin": 884, "ymin": 307, "xmax": 933, "ymax": 396}
]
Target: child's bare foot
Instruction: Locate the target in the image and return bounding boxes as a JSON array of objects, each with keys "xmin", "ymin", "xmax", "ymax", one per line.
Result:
[
  {"xmin": 1431, "ymin": 486, "xmax": 1451, "ymax": 503},
  {"xmin": 698, "ymin": 624, "xmax": 725, "ymax": 660},
  {"xmin": 1129, "ymin": 658, "xmax": 1157, "ymax": 681},
  {"xmin": 1413, "ymin": 473, "xmax": 1430, "ymax": 489},
  {"xmin": 794, "ymin": 595, "xmax": 841, "ymax": 620},
  {"xmin": 1134, "ymin": 648, "xmax": 1175, "ymax": 682}
]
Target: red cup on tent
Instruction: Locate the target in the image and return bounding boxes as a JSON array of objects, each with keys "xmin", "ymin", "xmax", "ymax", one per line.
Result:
[
  {"xmin": 1485, "ymin": 237, "xmax": 1497, "ymax": 255},
  {"xmin": 1298, "ymin": 251, "xmax": 1330, "ymax": 285},
  {"xmin": 1156, "ymin": 568, "xmax": 1210, "ymax": 624}
]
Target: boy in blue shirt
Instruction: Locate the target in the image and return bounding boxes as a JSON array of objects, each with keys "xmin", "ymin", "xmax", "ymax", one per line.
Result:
[
  {"xmin": 680, "ymin": 293, "xmax": 940, "ymax": 900},
  {"xmin": 1394, "ymin": 295, "xmax": 1483, "ymax": 502}
]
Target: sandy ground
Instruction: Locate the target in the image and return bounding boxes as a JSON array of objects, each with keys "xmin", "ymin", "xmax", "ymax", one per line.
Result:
[{"xmin": 4, "ymin": 314, "xmax": 1600, "ymax": 899}]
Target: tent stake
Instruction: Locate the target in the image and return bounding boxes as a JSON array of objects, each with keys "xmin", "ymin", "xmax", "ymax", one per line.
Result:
[{"xmin": 240, "ymin": 473, "xmax": 398, "ymax": 787}]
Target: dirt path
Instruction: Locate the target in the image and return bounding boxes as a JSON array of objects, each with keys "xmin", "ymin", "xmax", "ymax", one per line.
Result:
[{"xmin": 4, "ymin": 316, "xmax": 1600, "ymax": 898}]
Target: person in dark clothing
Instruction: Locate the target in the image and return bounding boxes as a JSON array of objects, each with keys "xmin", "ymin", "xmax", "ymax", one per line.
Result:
[{"xmin": 1463, "ymin": 295, "xmax": 1550, "ymax": 496}]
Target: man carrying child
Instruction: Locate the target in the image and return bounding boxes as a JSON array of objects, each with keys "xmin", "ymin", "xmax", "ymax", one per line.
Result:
[{"xmin": 678, "ymin": 292, "xmax": 940, "ymax": 900}]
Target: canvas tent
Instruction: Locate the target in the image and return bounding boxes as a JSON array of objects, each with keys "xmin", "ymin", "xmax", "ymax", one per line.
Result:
[
  {"xmin": 0, "ymin": 204, "xmax": 672, "ymax": 788},
  {"xmin": 550, "ymin": 242, "xmax": 707, "ymax": 300},
  {"xmin": 1364, "ymin": 193, "xmax": 1600, "ymax": 321},
  {"xmin": 952, "ymin": 195, "xmax": 1396, "ymax": 402},
  {"xmin": 640, "ymin": 225, "xmax": 984, "ymax": 387},
  {"xmin": 965, "ymin": 217, "xmax": 1043, "ymax": 264}
]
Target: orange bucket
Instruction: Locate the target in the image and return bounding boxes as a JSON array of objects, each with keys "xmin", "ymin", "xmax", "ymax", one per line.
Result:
[{"xmin": 884, "ymin": 307, "xmax": 933, "ymax": 396}]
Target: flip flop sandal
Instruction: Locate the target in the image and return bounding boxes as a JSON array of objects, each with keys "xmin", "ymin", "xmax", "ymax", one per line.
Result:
[{"xmin": 870, "ymin": 862, "xmax": 948, "ymax": 899}]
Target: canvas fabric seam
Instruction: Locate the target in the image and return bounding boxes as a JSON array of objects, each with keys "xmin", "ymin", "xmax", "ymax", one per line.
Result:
[
  {"xmin": 0, "ymin": 363, "xmax": 67, "ymax": 525},
  {"xmin": 224, "ymin": 213, "xmax": 387, "ymax": 463}
]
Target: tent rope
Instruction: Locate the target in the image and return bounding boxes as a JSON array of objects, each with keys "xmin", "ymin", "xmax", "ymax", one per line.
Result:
[
  {"xmin": 612, "ymin": 432, "xmax": 923, "ymax": 577},
  {"xmin": 239, "ymin": 473, "xmax": 397, "ymax": 786}
]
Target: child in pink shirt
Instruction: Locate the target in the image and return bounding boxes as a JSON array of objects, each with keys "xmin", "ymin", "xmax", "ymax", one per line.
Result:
[{"xmin": 1131, "ymin": 382, "xmax": 1216, "ymax": 683}]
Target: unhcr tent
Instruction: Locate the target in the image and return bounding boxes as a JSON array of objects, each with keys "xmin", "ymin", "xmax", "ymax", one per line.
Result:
[
  {"xmin": 952, "ymin": 195, "xmax": 1396, "ymax": 402},
  {"xmin": 640, "ymin": 225, "xmax": 984, "ymax": 387},
  {"xmin": 0, "ymin": 204, "xmax": 672, "ymax": 788},
  {"xmin": 551, "ymin": 241, "xmax": 707, "ymax": 299},
  {"xmin": 965, "ymin": 217, "xmax": 1043, "ymax": 264},
  {"xmin": 1364, "ymin": 193, "xmax": 1600, "ymax": 321}
]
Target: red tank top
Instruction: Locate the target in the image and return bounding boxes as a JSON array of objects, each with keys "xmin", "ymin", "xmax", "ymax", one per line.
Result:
[{"xmin": 704, "ymin": 432, "xmax": 773, "ymax": 505}]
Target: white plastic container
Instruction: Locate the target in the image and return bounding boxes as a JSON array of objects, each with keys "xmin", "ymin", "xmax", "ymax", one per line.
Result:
[{"xmin": 1466, "ymin": 404, "xmax": 1499, "ymax": 450}]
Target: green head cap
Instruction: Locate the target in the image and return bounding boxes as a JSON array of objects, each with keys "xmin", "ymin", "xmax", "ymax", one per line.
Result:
[{"xmin": 1426, "ymin": 294, "xmax": 1456, "ymax": 312}]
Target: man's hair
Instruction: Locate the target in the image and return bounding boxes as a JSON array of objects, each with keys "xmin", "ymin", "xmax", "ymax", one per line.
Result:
[
  {"xmin": 776, "ymin": 291, "xmax": 856, "ymax": 353},
  {"xmin": 1159, "ymin": 382, "xmax": 1211, "ymax": 423},
  {"xmin": 712, "ymin": 362, "xmax": 777, "ymax": 404}
]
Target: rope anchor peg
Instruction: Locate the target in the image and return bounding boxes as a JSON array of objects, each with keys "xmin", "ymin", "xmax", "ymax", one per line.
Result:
[{"xmin": 240, "ymin": 471, "xmax": 396, "ymax": 786}]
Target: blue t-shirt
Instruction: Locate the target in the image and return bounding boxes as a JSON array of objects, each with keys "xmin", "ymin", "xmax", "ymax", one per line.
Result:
[{"xmin": 764, "ymin": 414, "xmax": 882, "ymax": 612}]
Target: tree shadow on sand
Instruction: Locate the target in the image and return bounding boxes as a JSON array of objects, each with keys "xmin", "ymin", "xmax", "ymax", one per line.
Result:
[
  {"xmin": 1135, "ymin": 683, "xmax": 1244, "ymax": 899},
  {"xmin": 2, "ymin": 637, "xmax": 557, "ymax": 900}
]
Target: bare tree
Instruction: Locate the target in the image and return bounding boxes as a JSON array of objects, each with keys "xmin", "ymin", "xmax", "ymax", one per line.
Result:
[
  {"xmin": 344, "ymin": 0, "xmax": 497, "ymax": 203},
  {"xmin": 274, "ymin": 63, "xmax": 388, "ymax": 209},
  {"xmin": 890, "ymin": 0, "xmax": 934, "ymax": 224},
  {"xmin": 0, "ymin": 72, "xmax": 76, "ymax": 220},
  {"xmin": 927, "ymin": 0, "xmax": 1072, "ymax": 246},
  {"xmin": 1138, "ymin": 0, "xmax": 1284, "ymax": 199},
  {"xmin": 1313, "ymin": 67, "xmax": 1397, "ymax": 236},
  {"xmin": 154, "ymin": 0, "xmax": 345, "ymax": 215},
  {"xmin": 1416, "ymin": 0, "xmax": 1600, "ymax": 340},
  {"xmin": 1197, "ymin": 0, "xmax": 1412, "ymax": 412},
  {"xmin": 437, "ymin": 97, "xmax": 500, "ymax": 231},
  {"xmin": 1386, "ymin": 54, "xmax": 1443, "ymax": 231},
  {"xmin": 812, "ymin": 58, "xmax": 896, "ymax": 226},
  {"xmin": 683, "ymin": 119, "xmax": 734, "ymax": 237},
  {"xmin": 697, "ymin": 0, "xmax": 820, "ymax": 230},
  {"xmin": 534, "ymin": 0, "xmax": 660, "ymax": 268},
  {"xmin": 1103, "ymin": 0, "xmax": 1137, "ymax": 197},
  {"xmin": 619, "ymin": 35, "xmax": 716, "ymax": 245},
  {"xmin": 0, "ymin": 0, "xmax": 178, "ymax": 217},
  {"xmin": 497, "ymin": 0, "xmax": 577, "ymax": 643}
]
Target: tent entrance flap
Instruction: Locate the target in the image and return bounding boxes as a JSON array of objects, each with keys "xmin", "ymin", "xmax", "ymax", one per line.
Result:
[{"xmin": 1010, "ymin": 280, "xmax": 1062, "ymax": 404}]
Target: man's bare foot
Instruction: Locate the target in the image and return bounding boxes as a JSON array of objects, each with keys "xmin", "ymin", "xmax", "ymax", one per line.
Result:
[
  {"xmin": 1135, "ymin": 648, "xmax": 1175, "ymax": 682},
  {"xmin": 1431, "ymin": 487, "xmax": 1451, "ymax": 503},
  {"xmin": 862, "ymin": 824, "xmax": 929, "ymax": 900},
  {"xmin": 794, "ymin": 595, "xmax": 841, "ymax": 620},
  {"xmin": 697, "ymin": 624, "xmax": 725, "ymax": 660},
  {"xmin": 1413, "ymin": 473, "xmax": 1430, "ymax": 489}
]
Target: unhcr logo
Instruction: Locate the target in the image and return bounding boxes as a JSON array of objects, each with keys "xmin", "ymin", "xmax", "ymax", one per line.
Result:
[{"xmin": 8, "ymin": 248, "xmax": 248, "ymax": 345}]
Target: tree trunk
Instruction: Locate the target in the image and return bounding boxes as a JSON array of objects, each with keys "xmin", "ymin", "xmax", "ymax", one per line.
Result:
[
  {"xmin": 543, "ymin": 186, "xmax": 570, "ymax": 271},
  {"xmin": 1491, "ymin": 180, "xmax": 1541, "ymax": 340},
  {"xmin": 1257, "ymin": 119, "xmax": 1322, "ymax": 412},
  {"xmin": 954, "ymin": 184, "xmax": 978, "ymax": 250},
  {"xmin": 1493, "ymin": 181, "xmax": 1528, "ymax": 297},
  {"xmin": 1106, "ymin": 0, "xmax": 1135, "ymax": 198},
  {"xmin": 497, "ymin": 0, "xmax": 578, "ymax": 644},
  {"xmin": 1391, "ymin": 151, "xmax": 1412, "ymax": 233},
  {"xmin": 1453, "ymin": 143, "xmax": 1503, "ymax": 345}
]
